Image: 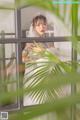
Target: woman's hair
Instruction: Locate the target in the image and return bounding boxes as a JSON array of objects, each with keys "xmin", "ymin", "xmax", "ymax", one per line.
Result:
[{"xmin": 32, "ymin": 14, "xmax": 47, "ymax": 27}]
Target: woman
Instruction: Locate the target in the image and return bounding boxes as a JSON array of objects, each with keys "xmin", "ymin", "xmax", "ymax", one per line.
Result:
[
  {"xmin": 22, "ymin": 14, "xmax": 49, "ymax": 63},
  {"xmin": 23, "ymin": 15, "xmax": 70, "ymax": 107},
  {"xmin": 22, "ymin": 14, "xmax": 50, "ymax": 106}
]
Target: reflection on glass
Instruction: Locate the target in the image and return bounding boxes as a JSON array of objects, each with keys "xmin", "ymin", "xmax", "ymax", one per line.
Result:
[
  {"xmin": 5, "ymin": 44, "xmax": 16, "ymax": 58},
  {"xmin": 0, "ymin": 44, "xmax": 16, "ymax": 59},
  {"xmin": 0, "ymin": 59, "xmax": 18, "ymax": 106},
  {"xmin": 0, "ymin": 10, "xmax": 15, "ymax": 33}
]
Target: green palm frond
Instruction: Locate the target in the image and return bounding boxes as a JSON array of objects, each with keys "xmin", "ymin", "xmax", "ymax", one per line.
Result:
[
  {"xmin": 24, "ymin": 49, "xmax": 72, "ymax": 103},
  {"xmin": 0, "ymin": 0, "xmax": 80, "ymax": 120},
  {"xmin": 9, "ymin": 92, "xmax": 80, "ymax": 120}
]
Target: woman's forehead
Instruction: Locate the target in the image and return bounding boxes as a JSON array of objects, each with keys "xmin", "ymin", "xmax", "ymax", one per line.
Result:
[{"xmin": 35, "ymin": 19, "xmax": 47, "ymax": 24}]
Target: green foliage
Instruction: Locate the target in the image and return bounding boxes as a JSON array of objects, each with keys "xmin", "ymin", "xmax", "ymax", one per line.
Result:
[{"xmin": 0, "ymin": 0, "xmax": 80, "ymax": 120}]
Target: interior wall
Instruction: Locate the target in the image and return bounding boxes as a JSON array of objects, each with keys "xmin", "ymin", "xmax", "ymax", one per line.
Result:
[
  {"xmin": 21, "ymin": 6, "xmax": 71, "ymax": 36},
  {"xmin": 21, "ymin": 6, "xmax": 46, "ymax": 30}
]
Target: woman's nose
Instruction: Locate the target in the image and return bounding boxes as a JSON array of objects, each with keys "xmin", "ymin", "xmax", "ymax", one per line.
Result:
[
  {"xmin": 40, "ymin": 25, "xmax": 44, "ymax": 29},
  {"xmin": 40, "ymin": 24, "xmax": 42, "ymax": 27}
]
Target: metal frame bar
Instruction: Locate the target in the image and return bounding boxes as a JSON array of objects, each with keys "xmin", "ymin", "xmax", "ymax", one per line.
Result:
[
  {"xmin": 71, "ymin": 3, "xmax": 78, "ymax": 120},
  {"xmin": 15, "ymin": 8, "xmax": 23, "ymax": 109},
  {"xmin": 0, "ymin": 33, "xmax": 15, "ymax": 36},
  {"xmin": 0, "ymin": 57, "xmax": 16, "ymax": 60},
  {"xmin": 0, "ymin": 36, "xmax": 80, "ymax": 44}
]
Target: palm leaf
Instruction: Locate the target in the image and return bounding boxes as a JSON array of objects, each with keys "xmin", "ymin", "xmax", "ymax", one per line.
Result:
[
  {"xmin": 24, "ymin": 49, "xmax": 72, "ymax": 103},
  {"xmin": 9, "ymin": 92, "xmax": 80, "ymax": 120}
]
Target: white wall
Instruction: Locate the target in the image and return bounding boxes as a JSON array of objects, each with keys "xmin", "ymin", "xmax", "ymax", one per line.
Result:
[
  {"xmin": 21, "ymin": 6, "xmax": 71, "ymax": 36},
  {"xmin": 21, "ymin": 6, "xmax": 46, "ymax": 30}
]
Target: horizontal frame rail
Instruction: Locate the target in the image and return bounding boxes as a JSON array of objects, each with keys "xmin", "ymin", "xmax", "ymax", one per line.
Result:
[
  {"xmin": 0, "ymin": 33, "xmax": 15, "ymax": 36},
  {"xmin": 0, "ymin": 57, "xmax": 16, "ymax": 61},
  {"xmin": 0, "ymin": 36, "xmax": 80, "ymax": 44}
]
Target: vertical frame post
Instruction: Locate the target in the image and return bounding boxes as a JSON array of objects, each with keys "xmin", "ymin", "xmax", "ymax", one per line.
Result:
[
  {"xmin": 15, "ymin": 8, "xmax": 23, "ymax": 109},
  {"xmin": 71, "ymin": 2, "xmax": 78, "ymax": 120}
]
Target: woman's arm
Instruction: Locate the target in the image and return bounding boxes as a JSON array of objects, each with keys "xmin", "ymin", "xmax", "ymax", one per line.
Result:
[
  {"xmin": 22, "ymin": 43, "xmax": 30, "ymax": 63},
  {"xmin": 22, "ymin": 43, "xmax": 34, "ymax": 63}
]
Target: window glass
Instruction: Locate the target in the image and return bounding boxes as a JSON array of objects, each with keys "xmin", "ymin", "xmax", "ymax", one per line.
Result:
[{"xmin": 0, "ymin": 10, "xmax": 15, "ymax": 33}]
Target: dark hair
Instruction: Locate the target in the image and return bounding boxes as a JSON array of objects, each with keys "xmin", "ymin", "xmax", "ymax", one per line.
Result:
[{"xmin": 32, "ymin": 15, "xmax": 47, "ymax": 27}]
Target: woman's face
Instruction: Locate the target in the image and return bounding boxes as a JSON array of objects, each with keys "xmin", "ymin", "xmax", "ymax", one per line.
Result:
[{"xmin": 34, "ymin": 20, "xmax": 47, "ymax": 36}]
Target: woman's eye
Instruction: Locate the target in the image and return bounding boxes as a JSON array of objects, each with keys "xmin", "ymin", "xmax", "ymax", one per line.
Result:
[{"xmin": 36, "ymin": 24, "xmax": 40, "ymax": 26}]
